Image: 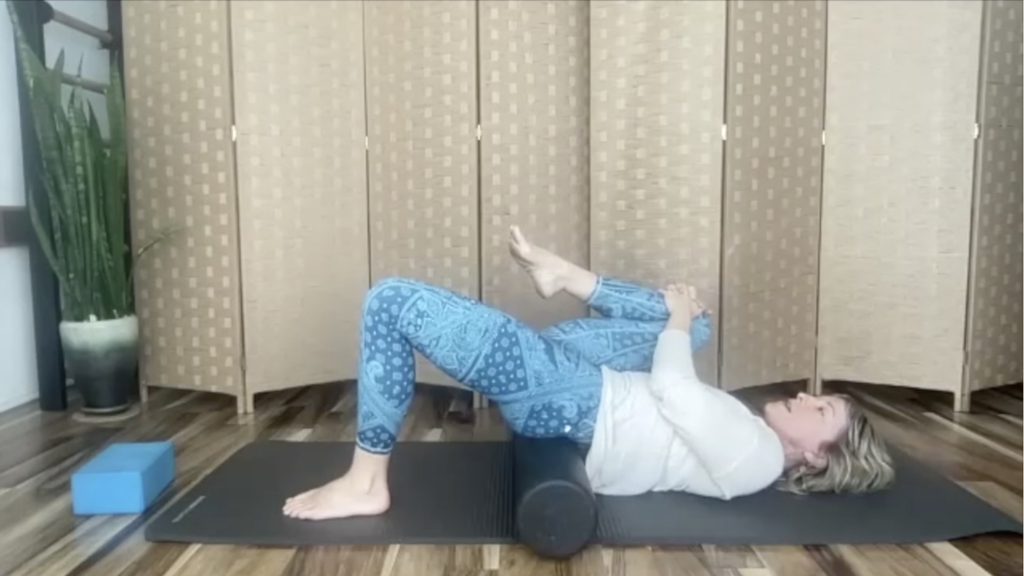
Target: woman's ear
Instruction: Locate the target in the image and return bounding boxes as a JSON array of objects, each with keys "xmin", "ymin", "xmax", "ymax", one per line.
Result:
[{"xmin": 802, "ymin": 450, "xmax": 827, "ymax": 470}]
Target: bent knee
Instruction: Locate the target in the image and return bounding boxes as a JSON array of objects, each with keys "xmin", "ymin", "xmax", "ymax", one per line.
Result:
[{"xmin": 363, "ymin": 277, "xmax": 419, "ymax": 312}]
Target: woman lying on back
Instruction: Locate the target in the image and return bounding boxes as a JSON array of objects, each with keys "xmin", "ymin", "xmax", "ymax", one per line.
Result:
[{"xmin": 282, "ymin": 227, "xmax": 895, "ymax": 521}]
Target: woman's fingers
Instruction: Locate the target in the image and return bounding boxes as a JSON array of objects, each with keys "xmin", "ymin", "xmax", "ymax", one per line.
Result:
[{"xmin": 663, "ymin": 282, "xmax": 713, "ymax": 316}]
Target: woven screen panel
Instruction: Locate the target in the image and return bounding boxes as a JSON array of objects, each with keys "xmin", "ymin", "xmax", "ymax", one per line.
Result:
[
  {"xmin": 479, "ymin": 0, "xmax": 590, "ymax": 330},
  {"xmin": 230, "ymin": 0, "xmax": 369, "ymax": 397},
  {"xmin": 720, "ymin": 0, "xmax": 826, "ymax": 391},
  {"xmin": 966, "ymin": 0, "xmax": 1023, "ymax": 391},
  {"xmin": 122, "ymin": 0, "xmax": 243, "ymax": 399},
  {"xmin": 590, "ymin": 0, "xmax": 727, "ymax": 383},
  {"xmin": 365, "ymin": 0, "xmax": 479, "ymax": 387},
  {"xmin": 818, "ymin": 0, "xmax": 982, "ymax": 391}
]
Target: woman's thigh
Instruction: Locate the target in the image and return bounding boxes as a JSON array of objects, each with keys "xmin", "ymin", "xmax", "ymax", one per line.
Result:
[
  {"xmin": 366, "ymin": 278, "xmax": 605, "ymax": 441},
  {"xmin": 541, "ymin": 317, "xmax": 664, "ymax": 372}
]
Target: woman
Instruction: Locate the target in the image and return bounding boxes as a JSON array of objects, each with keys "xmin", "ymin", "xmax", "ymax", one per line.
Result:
[{"xmin": 283, "ymin": 227, "xmax": 894, "ymax": 521}]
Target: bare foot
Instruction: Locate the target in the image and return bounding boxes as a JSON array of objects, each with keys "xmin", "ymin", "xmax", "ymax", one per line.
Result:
[
  {"xmin": 508, "ymin": 225, "xmax": 569, "ymax": 298},
  {"xmin": 282, "ymin": 473, "xmax": 390, "ymax": 521}
]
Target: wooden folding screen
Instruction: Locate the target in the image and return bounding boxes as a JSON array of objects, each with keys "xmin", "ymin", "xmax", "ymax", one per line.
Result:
[
  {"xmin": 817, "ymin": 0, "xmax": 984, "ymax": 409},
  {"xmin": 963, "ymin": 0, "xmax": 1022, "ymax": 402},
  {"xmin": 720, "ymin": 0, "xmax": 826, "ymax": 390},
  {"xmin": 364, "ymin": 0, "xmax": 479, "ymax": 299},
  {"xmin": 123, "ymin": 0, "xmax": 1020, "ymax": 413},
  {"xmin": 479, "ymin": 0, "xmax": 591, "ymax": 330},
  {"xmin": 125, "ymin": 0, "xmax": 370, "ymax": 411},
  {"xmin": 589, "ymin": 0, "xmax": 727, "ymax": 383},
  {"xmin": 362, "ymin": 0, "xmax": 480, "ymax": 389},
  {"xmin": 590, "ymin": 0, "xmax": 827, "ymax": 391},
  {"xmin": 123, "ymin": 0, "xmax": 245, "ymax": 410},
  {"xmin": 230, "ymin": 1, "xmax": 369, "ymax": 411}
]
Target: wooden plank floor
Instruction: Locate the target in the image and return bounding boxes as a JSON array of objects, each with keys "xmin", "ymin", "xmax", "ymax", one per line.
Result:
[{"xmin": 0, "ymin": 381, "xmax": 1020, "ymax": 576}]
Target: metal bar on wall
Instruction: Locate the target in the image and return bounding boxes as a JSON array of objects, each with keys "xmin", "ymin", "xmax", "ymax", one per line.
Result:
[
  {"xmin": 106, "ymin": 0, "xmax": 123, "ymax": 72},
  {"xmin": 39, "ymin": 0, "xmax": 115, "ymax": 46},
  {"xmin": 60, "ymin": 71, "xmax": 107, "ymax": 94},
  {"xmin": 11, "ymin": 0, "xmax": 67, "ymax": 411}
]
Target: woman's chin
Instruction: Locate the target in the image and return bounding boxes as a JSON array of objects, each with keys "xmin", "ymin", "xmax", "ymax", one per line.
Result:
[{"xmin": 762, "ymin": 399, "xmax": 788, "ymax": 422}]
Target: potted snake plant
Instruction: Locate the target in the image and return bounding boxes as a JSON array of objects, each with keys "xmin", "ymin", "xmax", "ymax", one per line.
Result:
[{"xmin": 8, "ymin": 2, "xmax": 175, "ymax": 415}]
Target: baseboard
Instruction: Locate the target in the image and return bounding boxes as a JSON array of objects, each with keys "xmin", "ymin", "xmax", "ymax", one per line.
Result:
[{"xmin": 0, "ymin": 392, "xmax": 39, "ymax": 416}]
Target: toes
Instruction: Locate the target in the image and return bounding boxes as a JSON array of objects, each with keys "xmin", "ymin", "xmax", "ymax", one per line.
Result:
[
  {"xmin": 283, "ymin": 492, "xmax": 312, "ymax": 515},
  {"xmin": 297, "ymin": 508, "xmax": 320, "ymax": 521},
  {"xmin": 287, "ymin": 499, "xmax": 314, "ymax": 518},
  {"xmin": 509, "ymin": 229, "xmax": 522, "ymax": 249},
  {"xmin": 294, "ymin": 502, "xmax": 324, "ymax": 521},
  {"xmin": 511, "ymin": 225, "xmax": 526, "ymax": 246}
]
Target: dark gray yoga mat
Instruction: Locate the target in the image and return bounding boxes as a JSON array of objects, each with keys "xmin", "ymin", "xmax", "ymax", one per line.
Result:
[
  {"xmin": 147, "ymin": 441, "xmax": 516, "ymax": 546},
  {"xmin": 145, "ymin": 440, "xmax": 1022, "ymax": 547}
]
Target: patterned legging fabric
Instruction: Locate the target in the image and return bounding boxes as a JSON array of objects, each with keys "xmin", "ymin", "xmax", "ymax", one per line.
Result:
[{"xmin": 356, "ymin": 276, "xmax": 712, "ymax": 454}]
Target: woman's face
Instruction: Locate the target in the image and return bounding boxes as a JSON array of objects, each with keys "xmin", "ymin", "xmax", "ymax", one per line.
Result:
[{"xmin": 763, "ymin": 393, "xmax": 850, "ymax": 468}]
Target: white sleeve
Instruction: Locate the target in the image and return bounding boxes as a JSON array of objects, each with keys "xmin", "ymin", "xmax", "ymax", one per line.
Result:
[{"xmin": 647, "ymin": 328, "xmax": 783, "ymax": 499}]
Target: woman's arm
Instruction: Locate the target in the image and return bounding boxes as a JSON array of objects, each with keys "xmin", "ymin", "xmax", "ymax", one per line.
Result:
[{"xmin": 649, "ymin": 287, "xmax": 783, "ymax": 499}]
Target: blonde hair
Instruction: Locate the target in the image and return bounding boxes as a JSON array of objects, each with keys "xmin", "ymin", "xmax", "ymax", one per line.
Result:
[{"xmin": 778, "ymin": 394, "xmax": 895, "ymax": 495}]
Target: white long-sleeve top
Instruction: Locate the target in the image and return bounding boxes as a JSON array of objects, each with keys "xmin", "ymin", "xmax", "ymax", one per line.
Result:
[{"xmin": 584, "ymin": 328, "xmax": 785, "ymax": 499}]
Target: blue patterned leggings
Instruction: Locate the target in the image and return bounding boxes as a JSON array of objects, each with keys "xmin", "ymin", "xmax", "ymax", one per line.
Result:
[{"xmin": 355, "ymin": 276, "xmax": 712, "ymax": 454}]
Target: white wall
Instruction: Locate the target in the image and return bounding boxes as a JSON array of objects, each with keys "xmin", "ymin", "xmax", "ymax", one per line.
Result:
[
  {"xmin": 0, "ymin": 0, "xmax": 109, "ymax": 415},
  {"xmin": 0, "ymin": 6, "xmax": 38, "ymax": 414}
]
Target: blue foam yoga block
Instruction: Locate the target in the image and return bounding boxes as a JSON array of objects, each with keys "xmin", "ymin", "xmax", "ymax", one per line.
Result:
[{"xmin": 71, "ymin": 441, "xmax": 175, "ymax": 515}]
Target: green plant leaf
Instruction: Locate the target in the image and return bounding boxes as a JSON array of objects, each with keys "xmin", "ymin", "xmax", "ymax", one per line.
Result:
[
  {"xmin": 105, "ymin": 55, "xmax": 129, "ymax": 312},
  {"xmin": 64, "ymin": 87, "xmax": 89, "ymax": 316},
  {"xmin": 27, "ymin": 180, "xmax": 78, "ymax": 317},
  {"xmin": 8, "ymin": 0, "xmax": 144, "ymax": 321},
  {"xmin": 86, "ymin": 99, "xmax": 115, "ymax": 315}
]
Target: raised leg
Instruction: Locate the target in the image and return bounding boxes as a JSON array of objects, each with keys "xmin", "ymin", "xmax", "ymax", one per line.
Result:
[
  {"xmin": 509, "ymin": 226, "xmax": 712, "ymax": 356},
  {"xmin": 282, "ymin": 277, "xmax": 604, "ymax": 521},
  {"xmin": 585, "ymin": 276, "xmax": 671, "ymax": 322},
  {"xmin": 542, "ymin": 315, "xmax": 711, "ymax": 374},
  {"xmin": 540, "ymin": 275, "xmax": 713, "ymax": 372},
  {"xmin": 542, "ymin": 318, "xmax": 664, "ymax": 373}
]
